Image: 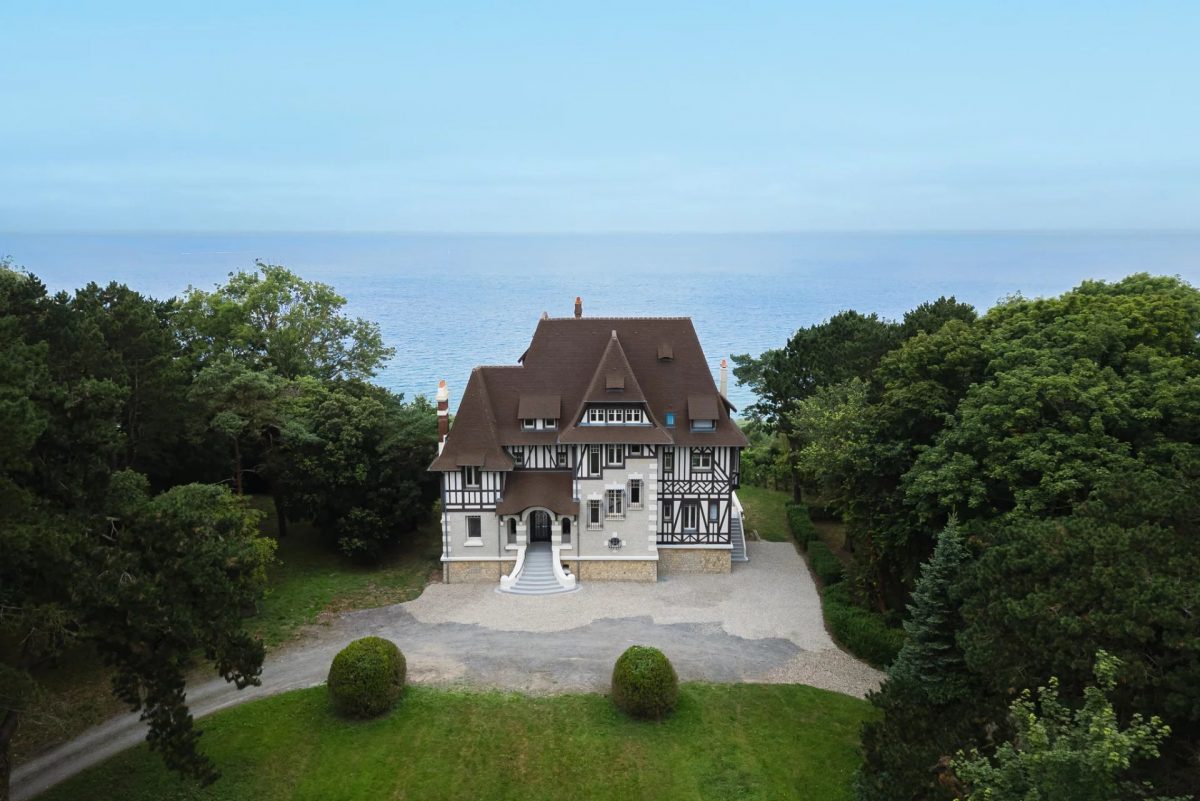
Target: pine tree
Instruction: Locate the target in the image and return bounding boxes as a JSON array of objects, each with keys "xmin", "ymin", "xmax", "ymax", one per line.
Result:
[{"xmin": 886, "ymin": 518, "xmax": 971, "ymax": 704}]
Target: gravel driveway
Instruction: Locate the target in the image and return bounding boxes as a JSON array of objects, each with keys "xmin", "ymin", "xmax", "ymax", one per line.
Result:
[{"xmin": 13, "ymin": 540, "xmax": 883, "ymax": 801}]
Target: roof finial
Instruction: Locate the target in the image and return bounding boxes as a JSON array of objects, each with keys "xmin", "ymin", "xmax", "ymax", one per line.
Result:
[
  {"xmin": 611, "ymin": 329, "xmax": 617, "ymax": 339},
  {"xmin": 541, "ymin": 311, "xmax": 549, "ymax": 320},
  {"xmin": 574, "ymin": 296, "xmax": 583, "ymax": 318}
]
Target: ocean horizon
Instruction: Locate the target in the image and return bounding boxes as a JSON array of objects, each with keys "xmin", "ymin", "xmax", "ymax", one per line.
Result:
[{"xmin": 5, "ymin": 230, "xmax": 1200, "ymax": 413}]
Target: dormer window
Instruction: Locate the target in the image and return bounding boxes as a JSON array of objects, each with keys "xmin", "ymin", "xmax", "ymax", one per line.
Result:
[
  {"xmin": 522, "ymin": 418, "xmax": 537, "ymax": 430},
  {"xmin": 543, "ymin": 418, "xmax": 558, "ymax": 429},
  {"xmin": 588, "ymin": 408, "xmax": 605, "ymax": 424},
  {"xmin": 606, "ymin": 407, "xmax": 621, "ymax": 423},
  {"xmin": 692, "ymin": 418, "xmax": 715, "ymax": 431},
  {"xmin": 665, "ymin": 412, "xmax": 676, "ymax": 427}
]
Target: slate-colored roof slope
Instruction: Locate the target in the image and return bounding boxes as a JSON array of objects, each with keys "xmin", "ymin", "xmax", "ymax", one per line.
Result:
[{"xmin": 430, "ymin": 316, "xmax": 748, "ymax": 471}]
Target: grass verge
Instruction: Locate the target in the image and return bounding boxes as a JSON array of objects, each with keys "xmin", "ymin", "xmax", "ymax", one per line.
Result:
[
  {"xmin": 735, "ymin": 486, "xmax": 793, "ymax": 541},
  {"xmin": 38, "ymin": 683, "xmax": 873, "ymax": 801}
]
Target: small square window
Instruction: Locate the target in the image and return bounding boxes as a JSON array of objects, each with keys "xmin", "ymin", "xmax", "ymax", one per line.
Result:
[
  {"xmin": 588, "ymin": 408, "xmax": 604, "ymax": 424},
  {"xmin": 607, "ymin": 407, "xmax": 622, "ymax": 423},
  {"xmin": 628, "ymin": 444, "xmax": 643, "ymax": 456},
  {"xmin": 544, "ymin": 418, "xmax": 558, "ymax": 429},
  {"xmin": 522, "ymin": 418, "xmax": 537, "ymax": 430},
  {"xmin": 665, "ymin": 412, "xmax": 676, "ymax": 427}
]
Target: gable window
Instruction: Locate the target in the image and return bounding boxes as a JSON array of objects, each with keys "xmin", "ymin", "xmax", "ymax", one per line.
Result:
[
  {"xmin": 682, "ymin": 503, "xmax": 699, "ymax": 531},
  {"xmin": 510, "ymin": 446, "xmax": 524, "ymax": 467},
  {"xmin": 588, "ymin": 408, "xmax": 605, "ymax": 424},
  {"xmin": 467, "ymin": 516, "xmax": 482, "ymax": 539},
  {"xmin": 629, "ymin": 479, "xmax": 643, "ymax": 509},
  {"xmin": 588, "ymin": 500, "xmax": 603, "ymax": 529},
  {"xmin": 606, "ymin": 407, "xmax": 622, "ymax": 423},
  {"xmin": 691, "ymin": 449, "xmax": 712, "ymax": 471},
  {"xmin": 605, "ymin": 444, "xmax": 625, "ymax": 467},
  {"xmin": 665, "ymin": 412, "xmax": 676, "ymax": 428},
  {"xmin": 522, "ymin": 418, "xmax": 537, "ymax": 430},
  {"xmin": 663, "ymin": 448, "xmax": 674, "ymax": 473},
  {"xmin": 588, "ymin": 445, "xmax": 601, "ymax": 475},
  {"xmin": 463, "ymin": 466, "xmax": 480, "ymax": 488},
  {"xmin": 543, "ymin": 418, "xmax": 558, "ymax": 429},
  {"xmin": 709, "ymin": 501, "xmax": 719, "ymax": 525},
  {"xmin": 606, "ymin": 489, "xmax": 625, "ymax": 520}
]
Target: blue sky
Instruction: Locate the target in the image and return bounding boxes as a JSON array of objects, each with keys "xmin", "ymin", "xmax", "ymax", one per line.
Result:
[{"xmin": 2, "ymin": 2, "xmax": 1197, "ymax": 232}]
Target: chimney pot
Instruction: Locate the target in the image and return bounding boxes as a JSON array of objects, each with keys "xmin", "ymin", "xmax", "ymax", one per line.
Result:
[
  {"xmin": 574, "ymin": 296, "xmax": 583, "ymax": 318},
  {"xmin": 436, "ymin": 380, "xmax": 450, "ymax": 444},
  {"xmin": 718, "ymin": 359, "xmax": 729, "ymax": 398}
]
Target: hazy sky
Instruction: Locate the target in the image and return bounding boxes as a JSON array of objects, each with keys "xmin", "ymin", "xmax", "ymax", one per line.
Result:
[{"xmin": 2, "ymin": 2, "xmax": 1198, "ymax": 232}]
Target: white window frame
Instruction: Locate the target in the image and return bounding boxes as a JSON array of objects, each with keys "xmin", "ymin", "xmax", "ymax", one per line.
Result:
[
  {"xmin": 628, "ymin": 479, "xmax": 643, "ymax": 509},
  {"xmin": 691, "ymin": 449, "xmax": 712, "ymax": 471},
  {"xmin": 510, "ymin": 445, "xmax": 524, "ymax": 466},
  {"xmin": 663, "ymin": 448, "xmax": 674, "ymax": 472},
  {"xmin": 606, "ymin": 489, "xmax": 625, "ymax": 520},
  {"xmin": 557, "ymin": 444, "xmax": 569, "ymax": 468},
  {"xmin": 522, "ymin": 418, "xmax": 537, "ymax": 430},
  {"xmin": 588, "ymin": 408, "xmax": 605, "ymax": 424},
  {"xmin": 463, "ymin": 466, "xmax": 480, "ymax": 488},
  {"xmin": 587, "ymin": 500, "xmax": 603, "ymax": 529},
  {"xmin": 692, "ymin": 418, "xmax": 715, "ymax": 431},
  {"xmin": 682, "ymin": 503, "xmax": 699, "ymax": 531},
  {"xmin": 607, "ymin": 407, "xmax": 622, "ymax": 424},
  {"xmin": 544, "ymin": 418, "xmax": 558, "ymax": 429},
  {"xmin": 467, "ymin": 515, "xmax": 482, "ymax": 539},
  {"xmin": 605, "ymin": 443, "xmax": 624, "ymax": 467}
]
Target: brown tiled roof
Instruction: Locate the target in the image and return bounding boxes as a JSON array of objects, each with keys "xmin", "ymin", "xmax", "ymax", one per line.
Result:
[
  {"xmin": 428, "ymin": 368, "xmax": 515, "ymax": 471},
  {"xmin": 517, "ymin": 394, "xmax": 561, "ymax": 419},
  {"xmin": 687, "ymin": 394, "xmax": 721, "ymax": 421},
  {"xmin": 495, "ymin": 471, "xmax": 576, "ymax": 517},
  {"xmin": 430, "ymin": 316, "xmax": 747, "ymax": 471}
]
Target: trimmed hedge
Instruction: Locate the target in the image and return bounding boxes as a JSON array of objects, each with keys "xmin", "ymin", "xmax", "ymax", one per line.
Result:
[
  {"xmin": 784, "ymin": 502, "xmax": 816, "ymax": 546},
  {"xmin": 822, "ymin": 583, "xmax": 905, "ymax": 669},
  {"xmin": 611, "ymin": 645, "xmax": 679, "ymax": 720},
  {"xmin": 807, "ymin": 541, "xmax": 844, "ymax": 586},
  {"xmin": 328, "ymin": 636, "xmax": 406, "ymax": 718}
]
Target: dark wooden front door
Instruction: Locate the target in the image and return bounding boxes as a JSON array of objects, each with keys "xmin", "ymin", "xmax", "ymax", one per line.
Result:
[{"xmin": 530, "ymin": 510, "xmax": 552, "ymax": 542}]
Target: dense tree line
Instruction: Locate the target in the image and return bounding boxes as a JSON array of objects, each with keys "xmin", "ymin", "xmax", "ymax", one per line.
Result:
[
  {"xmin": 0, "ymin": 261, "xmax": 438, "ymax": 799},
  {"xmin": 735, "ymin": 274, "xmax": 1199, "ymax": 799}
]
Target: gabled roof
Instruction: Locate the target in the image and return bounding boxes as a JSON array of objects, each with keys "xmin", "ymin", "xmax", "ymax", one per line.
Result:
[
  {"xmin": 428, "ymin": 368, "xmax": 514, "ymax": 471},
  {"xmin": 430, "ymin": 315, "xmax": 748, "ymax": 471}
]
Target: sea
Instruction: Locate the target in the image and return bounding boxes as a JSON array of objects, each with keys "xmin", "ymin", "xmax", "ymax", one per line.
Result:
[{"xmin": 4, "ymin": 231, "xmax": 1199, "ymax": 413}]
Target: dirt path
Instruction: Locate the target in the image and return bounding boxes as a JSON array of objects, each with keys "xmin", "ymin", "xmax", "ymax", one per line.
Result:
[{"xmin": 12, "ymin": 541, "xmax": 882, "ymax": 801}]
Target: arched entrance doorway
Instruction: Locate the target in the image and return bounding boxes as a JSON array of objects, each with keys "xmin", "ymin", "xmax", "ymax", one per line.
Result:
[{"xmin": 529, "ymin": 510, "xmax": 552, "ymax": 542}]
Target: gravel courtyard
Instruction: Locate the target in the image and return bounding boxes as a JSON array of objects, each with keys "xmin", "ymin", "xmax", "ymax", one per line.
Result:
[{"xmin": 13, "ymin": 540, "xmax": 882, "ymax": 801}]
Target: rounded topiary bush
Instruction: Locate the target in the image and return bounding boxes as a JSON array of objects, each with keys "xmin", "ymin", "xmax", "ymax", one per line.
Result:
[
  {"xmin": 327, "ymin": 636, "xmax": 406, "ymax": 718},
  {"xmin": 611, "ymin": 645, "xmax": 679, "ymax": 720}
]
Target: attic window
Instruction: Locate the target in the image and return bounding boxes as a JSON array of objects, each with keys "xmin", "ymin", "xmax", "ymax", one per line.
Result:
[
  {"xmin": 657, "ymin": 342, "xmax": 674, "ymax": 361},
  {"xmin": 606, "ymin": 371, "xmax": 624, "ymax": 391}
]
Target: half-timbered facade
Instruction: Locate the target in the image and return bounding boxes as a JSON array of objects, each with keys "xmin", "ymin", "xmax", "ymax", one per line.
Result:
[{"xmin": 429, "ymin": 300, "xmax": 749, "ymax": 590}]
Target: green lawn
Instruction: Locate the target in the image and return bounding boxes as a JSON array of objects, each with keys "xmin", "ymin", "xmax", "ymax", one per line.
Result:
[
  {"xmin": 39, "ymin": 683, "xmax": 873, "ymax": 801},
  {"xmin": 248, "ymin": 498, "xmax": 442, "ymax": 647},
  {"xmin": 13, "ymin": 499, "xmax": 440, "ymax": 764},
  {"xmin": 736, "ymin": 485, "xmax": 793, "ymax": 542}
]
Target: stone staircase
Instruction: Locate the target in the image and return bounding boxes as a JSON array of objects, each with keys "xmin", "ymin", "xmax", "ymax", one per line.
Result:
[
  {"xmin": 500, "ymin": 542, "xmax": 577, "ymax": 595},
  {"xmin": 731, "ymin": 513, "xmax": 749, "ymax": 562}
]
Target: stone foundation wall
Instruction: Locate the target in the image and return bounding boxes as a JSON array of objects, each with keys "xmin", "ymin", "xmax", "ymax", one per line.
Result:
[
  {"xmin": 445, "ymin": 560, "xmax": 506, "ymax": 583},
  {"xmin": 567, "ymin": 559, "xmax": 658, "ymax": 582},
  {"xmin": 658, "ymin": 548, "xmax": 731, "ymax": 575}
]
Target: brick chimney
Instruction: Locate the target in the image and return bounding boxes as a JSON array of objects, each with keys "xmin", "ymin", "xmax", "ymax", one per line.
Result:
[
  {"xmin": 436, "ymin": 379, "xmax": 450, "ymax": 452},
  {"xmin": 574, "ymin": 296, "xmax": 583, "ymax": 318},
  {"xmin": 719, "ymin": 359, "xmax": 729, "ymax": 398}
]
